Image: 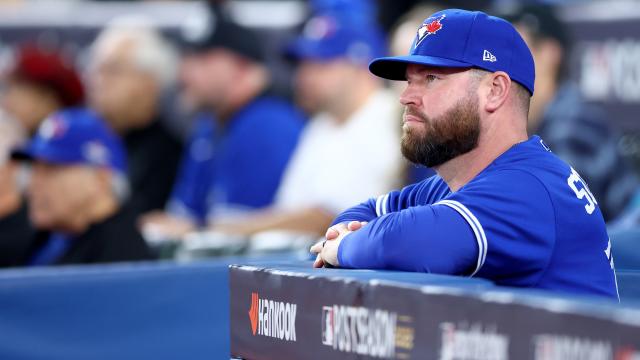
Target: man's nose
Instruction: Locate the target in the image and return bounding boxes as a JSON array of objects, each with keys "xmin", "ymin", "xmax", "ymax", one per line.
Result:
[{"xmin": 399, "ymin": 83, "xmax": 422, "ymax": 107}]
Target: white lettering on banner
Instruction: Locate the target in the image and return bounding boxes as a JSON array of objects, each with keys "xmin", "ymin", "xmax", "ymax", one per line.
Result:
[
  {"xmin": 250, "ymin": 293, "xmax": 297, "ymax": 342},
  {"xmin": 439, "ymin": 322, "xmax": 509, "ymax": 360},
  {"xmin": 533, "ymin": 335, "xmax": 612, "ymax": 360},
  {"xmin": 321, "ymin": 305, "xmax": 398, "ymax": 358}
]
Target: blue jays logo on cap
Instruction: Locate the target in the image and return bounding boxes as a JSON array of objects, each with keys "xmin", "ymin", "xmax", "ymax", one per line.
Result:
[
  {"xmin": 414, "ymin": 14, "xmax": 445, "ymax": 48},
  {"xmin": 368, "ymin": 9, "xmax": 535, "ymax": 95},
  {"xmin": 38, "ymin": 114, "xmax": 68, "ymax": 140},
  {"xmin": 11, "ymin": 107, "xmax": 127, "ymax": 174}
]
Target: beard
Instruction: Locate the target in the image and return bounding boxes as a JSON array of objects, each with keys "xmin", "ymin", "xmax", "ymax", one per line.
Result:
[{"xmin": 401, "ymin": 93, "xmax": 481, "ymax": 168}]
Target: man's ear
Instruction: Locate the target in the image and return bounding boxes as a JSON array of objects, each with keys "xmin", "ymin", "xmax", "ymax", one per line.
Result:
[{"xmin": 483, "ymin": 71, "xmax": 511, "ymax": 113}]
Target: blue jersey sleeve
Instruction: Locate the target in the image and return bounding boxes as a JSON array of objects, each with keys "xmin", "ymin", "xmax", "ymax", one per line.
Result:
[
  {"xmin": 336, "ymin": 170, "xmax": 556, "ymax": 283},
  {"xmin": 337, "ymin": 203, "xmax": 478, "ymax": 274},
  {"xmin": 332, "ymin": 176, "xmax": 450, "ymax": 225},
  {"xmin": 166, "ymin": 115, "xmax": 216, "ymax": 224}
]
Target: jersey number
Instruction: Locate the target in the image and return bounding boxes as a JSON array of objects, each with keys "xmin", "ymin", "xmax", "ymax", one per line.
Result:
[{"xmin": 567, "ymin": 167, "xmax": 598, "ymax": 215}]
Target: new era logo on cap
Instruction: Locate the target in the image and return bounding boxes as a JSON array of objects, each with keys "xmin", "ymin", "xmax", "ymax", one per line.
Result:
[{"xmin": 483, "ymin": 50, "xmax": 497, "ymax": 62}]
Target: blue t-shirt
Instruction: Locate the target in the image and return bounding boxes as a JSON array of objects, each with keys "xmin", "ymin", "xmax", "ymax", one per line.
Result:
[
  {"xmin": 334, "ymin": 136, "xmax": 618, "ymax": 300},
  {"xmin": 168, "ymin": 96, "xmax": 305, "ymax": 224}
]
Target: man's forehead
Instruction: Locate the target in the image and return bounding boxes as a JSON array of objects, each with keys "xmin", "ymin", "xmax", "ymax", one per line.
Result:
[
  {"xmin": 405, "ymin": 64, "xmax": 472, "ymax": 77},
  {"xmin": 33, "ymin": 161, "xmax": 92, "ymax": 173},
  {"xmin": 96, "ymin": 36, "xmax": 135, "ymax": 60}
]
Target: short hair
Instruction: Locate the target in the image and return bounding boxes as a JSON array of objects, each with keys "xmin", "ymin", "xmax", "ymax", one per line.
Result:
[
  {"xmin": 92, "ymin": 16, "xmax": 178, "ymax": 91},
  {"xmin": 469, "ymin": 68, "xmax": 530, "ymax": 114}
]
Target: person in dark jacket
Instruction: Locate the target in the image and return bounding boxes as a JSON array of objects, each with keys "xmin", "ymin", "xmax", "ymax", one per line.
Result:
[{"xmin": 88, "ymin": 17, "xmax": 182, "ymax": 218}]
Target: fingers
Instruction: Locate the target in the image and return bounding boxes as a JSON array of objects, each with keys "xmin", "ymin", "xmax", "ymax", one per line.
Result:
[
  {"xmin": 313, "ymin": 254, "xmax": 325, "ymax": 268},
  {"xmin": 325, "ymin": 224, "xmax": 344, "ymax": 240},
  {"xmin": 326, "ymin": 221, "xmax": 366, "ymax": 240},
  {"xmin": 310, "ymin": 240, "xmax": 324, "ymax": 254},
  {"xmin": 325, "ymin": 227, "xmax": 339, "ymax": 240},
  {"xmin": 347, "ymin": 221, "xmax": 367, "ymax": 231}
]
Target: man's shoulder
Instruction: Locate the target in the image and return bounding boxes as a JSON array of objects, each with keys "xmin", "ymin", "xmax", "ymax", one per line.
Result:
[
  {"xmin": 126, "ymin": 119, "xmax": 182, "ymax": 157},
  {"xmin": 232, "ymin": 97, "xmax": 305, "ymax": 140},
  {"xmin": 241, "ymin": 96, "xmax": 306, "ymax": 123},
  {"xmin": 86, "ymin": 206, "xmax": 141, "ymax": 240},
  {"xmin": 81, "ymin": 206, "xmax": 154, "ymax": 261},
  {"xmin": 488, "ymin": 136, "xmax": 572, "ymax": 181}
]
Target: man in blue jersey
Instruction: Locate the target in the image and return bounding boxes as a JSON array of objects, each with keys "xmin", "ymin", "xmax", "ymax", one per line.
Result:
[
  {"xmin": 310, "ymin": 9, "xmax": 618, "ymax": 300},
  {"xmin": 140, "ymin": 15, "xmax": 304, "ymax": 238}
]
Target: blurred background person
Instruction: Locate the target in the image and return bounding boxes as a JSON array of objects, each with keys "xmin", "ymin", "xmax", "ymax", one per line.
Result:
[
  {"xmin": 88, "ymin": 17, "xmax": 183, "ymax": 219},
  {"xmin": 3, "ymin": 108, "xmax": 153, "ymax": 267},
  {"xmin": 504, "ymin": 4, "xmax": 637, "ymax": 222},
  {"xmin": 141, "ymin": 13, "xmax": 305, "ymax": 240},
  {"xmin": 209, "ymin": 9, "xmax": 403, "ymax": 237},
  {"xmin": 0, "ymin": 109, "xmax": 29, "ymax": 266},
  {"xmin": 1, "ymin": 44, "xmax": 85, "ymax": 136}
]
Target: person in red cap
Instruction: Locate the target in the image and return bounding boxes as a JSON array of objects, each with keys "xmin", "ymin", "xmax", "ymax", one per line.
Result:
[{"xmin": 1, "ymin": 45, "xmax": 85, "ymax": 135}]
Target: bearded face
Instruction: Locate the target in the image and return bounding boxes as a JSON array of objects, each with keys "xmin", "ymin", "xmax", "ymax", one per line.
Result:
[{"xmin": 401, "ymin": 90, "xmax": 481, "ymax": 168}]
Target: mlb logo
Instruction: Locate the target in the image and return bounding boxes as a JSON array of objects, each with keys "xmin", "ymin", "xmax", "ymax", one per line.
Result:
[{"xmin": 321, "ymin": 306, "xmax": 334, "ymax": 346}]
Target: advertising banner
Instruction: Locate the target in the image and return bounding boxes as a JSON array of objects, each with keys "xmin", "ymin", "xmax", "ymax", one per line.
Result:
[{"xmin": 230, "ymin": 264, "xmax": 640, "ymax": 360}]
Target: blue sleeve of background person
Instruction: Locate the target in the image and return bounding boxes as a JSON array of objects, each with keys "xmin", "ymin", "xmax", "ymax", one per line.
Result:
[
  {"xmin": 166, "ymin": 115, "xmax": 216, "ymax": 224},
  {"xmin": 332, "ymin": 176, "xmax": 451, "ymax": 225},
  {"xmin": 337, "ymin": 170, "xmax": 555, "ymax": 283},
  {"xmin": 216, "ymin": 101, "xmax": 305, "ymax": 209},
  {"xmin": 337, "ymin": 204, "xmax": 479, "ymax": 274}
]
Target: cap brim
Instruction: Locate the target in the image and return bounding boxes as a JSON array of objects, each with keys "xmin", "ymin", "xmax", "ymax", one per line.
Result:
[
  {"xmin": 369, "ymin": 55, "xmax": 472, "ymax": 80},
  {"xmin": 10, "ymin": 145, "xmax": 73, "ymax": 165},
  {"xmin": 10, "ymin": 148, "xmax": 35, "ymax": 162}
]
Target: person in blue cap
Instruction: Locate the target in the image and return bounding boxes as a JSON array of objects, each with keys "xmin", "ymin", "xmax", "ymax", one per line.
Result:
[
  {"xmin": 311, "ymin": 9, "xmax": 619, "ymax": 300},
  {"xmin": 2, "ymin": 108, "xmax": 153, "ymax": 267},
  {"xmin": 206, "ymin": 12, "xmax": 403, "ymax": 237}
]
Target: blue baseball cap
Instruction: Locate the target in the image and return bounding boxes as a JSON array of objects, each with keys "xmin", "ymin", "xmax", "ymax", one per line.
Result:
[
  {"xmin": 286, "ymin": 14, "xmax": 386, "ymax": 65},
  {"xmin": 369, "ymin": 9, "xmax": 535, "ymax": 94},
  {"xmin": 11, "ymin": 107, "xmax": 127, "ymax": 174}
]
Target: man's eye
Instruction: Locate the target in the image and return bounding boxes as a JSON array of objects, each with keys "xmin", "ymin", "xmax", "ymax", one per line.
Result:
[{"xmin": 426, "ymin": 74, "xmax": 437, "ymax": 82}]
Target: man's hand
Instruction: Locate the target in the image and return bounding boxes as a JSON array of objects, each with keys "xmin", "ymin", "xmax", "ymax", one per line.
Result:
[
  {"xmin": 310, "ymin": 221, "xmax": 367, "ymax": 268},
  {"xmin": 139, "ymin": 211, "xmax": 196, "ymax": 241}
]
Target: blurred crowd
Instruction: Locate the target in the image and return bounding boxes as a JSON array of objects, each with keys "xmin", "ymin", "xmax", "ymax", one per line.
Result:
[{"xmin": 1, "ymin": 0, "xmax": 639, "ymax": 268}]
